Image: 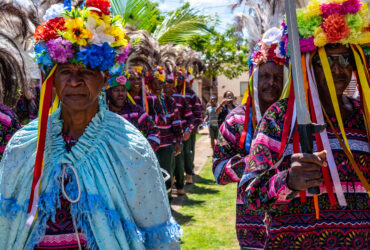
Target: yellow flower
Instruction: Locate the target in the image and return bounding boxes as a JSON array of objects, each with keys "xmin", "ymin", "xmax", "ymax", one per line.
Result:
[
  {"xmin": 86, "ymin": 11, "xmax": 111, "ymax": 27},
  {"xmin": 107, "ymin": 25, "xmax": 128, "ymax": 47},
  {"xmin": 359, "ymin": 3, "xmax": 369, "ymax": 25},
  {"xmin": 358, "ymin": 31, "xmax": 370, "ymax": 44},
  {"xmin": 135, "ymin": 66, "xmax": 143, "ymax": 74},
  {"xmin": 303, "ymin": 0, "xmax": 322, "ymax": 19},
  {"xmin": 158, "ymin": 74, "xmax": 165, "ymax": 82},
  {"xmin": 313, "ymin": 27, "xmax": 327, "ymax": 47},
  {"xmin": 62, "ymin": 17, "xmax": 92, "ymax": 46}
]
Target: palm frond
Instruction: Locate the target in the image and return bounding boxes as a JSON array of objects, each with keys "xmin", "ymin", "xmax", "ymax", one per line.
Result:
[{"xmin": 153, "ymin": 6, "xmax": 212, "ymax": 45}]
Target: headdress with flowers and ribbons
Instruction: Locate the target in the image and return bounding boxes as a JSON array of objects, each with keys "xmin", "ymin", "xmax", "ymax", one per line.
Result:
[
  {"xmin": 28, "ymin": 0, "xmax": 130, "ymax": 226},
  {"xmin": 279, "ymin": 0, "xmax": 370, "ymax": 208},
  {"xmin": 239, "ymin": 27, "xmax": 290, "ymax": 153}
]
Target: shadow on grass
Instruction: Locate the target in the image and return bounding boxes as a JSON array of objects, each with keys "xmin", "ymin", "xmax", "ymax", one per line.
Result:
[
  {"xmin": 171, "ymin": 209, "xmax": 194, "ymax": 225},
  {"xmin": 187, "ymin": 184, "xmax": 219, "ymax": 195},
  {"xmin": 193, "ymin": 174, "xmax": 215, "ymax": 185}
]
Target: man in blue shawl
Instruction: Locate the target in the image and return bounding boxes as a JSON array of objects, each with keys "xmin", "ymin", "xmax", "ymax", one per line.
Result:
[{"xmin": 0, "ymin": 1, "xmax": 181, "ymax": 249}]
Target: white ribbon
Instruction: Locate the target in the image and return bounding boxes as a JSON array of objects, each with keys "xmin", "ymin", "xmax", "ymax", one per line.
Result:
[{"xmin": 306, "ymin": 53, "xmax": 347, "ymax": 207}]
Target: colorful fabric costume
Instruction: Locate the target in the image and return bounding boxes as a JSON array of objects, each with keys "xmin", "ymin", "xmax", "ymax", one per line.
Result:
[
  {"xmin": 239, "ymin": 0, "xmax": 370, "ymax": 247},
  {"xmin": 213, "ymin": 27, "xmax": 290, "ymax": 249},
  {"xmin": 172, "ymin": 92, "xmax": 194, "ymax": 190},
  {"xmin": 115, "ymin": 102, "xmax": 160, "ymax": 152},
  {"xmin": 239, "ymin": 98, "xmax": 369, "ymax": 248},
  {"xmin": 0, "ymin": 103, "xmax": 181, "ymax": 249},
  {"xmin": 213, "ymin": 104, "xmax": 267, "ymax": 248},
  {"xmin": 14, "ymin": 85, "xmax": 41, "ymax": 125},
  {"xmin": 0, "ymin": 104, "xmax": 20, "ymax": 161}
]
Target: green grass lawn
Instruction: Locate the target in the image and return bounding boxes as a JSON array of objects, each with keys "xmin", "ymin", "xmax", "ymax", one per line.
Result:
[{"xmin": 173, "ymin": 158, "xmax": 239, "ymax": 250}]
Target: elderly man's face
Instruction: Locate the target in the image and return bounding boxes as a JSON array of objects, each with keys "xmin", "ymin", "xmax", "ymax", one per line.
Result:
[
  {"xmin": 110, "ymin": 85, "xmax": 127, "ymax": 109},
  {"xmin": 258, "ymin": 62, "xmax": 284, "ymax": 106},
  {"xmin": 313, "ymin": 44, "xmax": 353, "ymax": 96},
  {"xmin": 54, "ymin": 64, "xmax": 106, "ymax": 111}
]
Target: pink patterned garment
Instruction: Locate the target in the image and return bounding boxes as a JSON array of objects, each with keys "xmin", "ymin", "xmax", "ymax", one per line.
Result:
[
  {"xmin": 0, "ymin": 104, "xmax": 20, "ymax": 160},
  {"xmin": 213, "ymin": 104, "xmax": 266, "ymax": 249},
  {"xmin": 35, "ymin": 136, "xmax": 87, "ymax": 249},
  {"xmin": 239, "ymin": 98, "xmax": 370, "ymax": 249}
]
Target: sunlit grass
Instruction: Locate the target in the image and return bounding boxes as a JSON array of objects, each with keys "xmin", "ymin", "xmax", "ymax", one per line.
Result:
[{"xmin": 174, "ymin": 158, "xmax": 239, "ymax": 250}]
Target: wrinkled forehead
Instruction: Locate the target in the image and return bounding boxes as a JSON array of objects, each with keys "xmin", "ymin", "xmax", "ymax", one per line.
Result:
[{"xmin": 325, "ymin": 44, "xmax": 351, "ymax": 55}]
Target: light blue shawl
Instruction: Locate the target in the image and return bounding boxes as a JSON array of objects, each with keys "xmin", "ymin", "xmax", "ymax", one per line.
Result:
[{"xmin": 0, "ymin": 102, "xmax": 181, "ymax": 249}]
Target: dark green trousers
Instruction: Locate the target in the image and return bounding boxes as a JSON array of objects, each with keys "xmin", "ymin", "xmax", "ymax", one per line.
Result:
[
  {"xmin": 183, "ymin": 138, "xmax": 194, "ymax": 175},
  {"xmin": 190, "ymin": 133, "xmax": 196, "ymax": 165},
  {"xmin": 174, "ymin": 144, "xmax": 185, "ymax": 189},
  {"xmin": 156, "ymin": 145, "xmax": 175, "ymax": 197}
]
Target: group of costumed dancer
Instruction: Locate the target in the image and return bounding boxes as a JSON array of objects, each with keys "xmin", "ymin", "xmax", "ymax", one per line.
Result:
[
  {"xmin": 0, "ymin": 0, "xmax": 369, "ymax": 249},
  {"xmin": 0, "ymin": 0, "xmax": 205, "ymax": 249}
]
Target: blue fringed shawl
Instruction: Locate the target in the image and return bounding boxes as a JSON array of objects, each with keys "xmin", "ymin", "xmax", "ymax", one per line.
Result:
[{"xmin": 0, "ymin": 104, "xmax": 181, "ymax": 249}]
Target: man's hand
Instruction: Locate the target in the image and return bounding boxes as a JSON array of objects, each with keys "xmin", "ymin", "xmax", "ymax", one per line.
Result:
[
  {"xmin": 287, "ymin": 151, "xmax": 327, "ymax": 191},
  {"xmin": 183, "ymin": 131, "xmax": 191, "ymax": 141},
  {"xmin": 174, "ymin": 142, "xmax": 182, "ymax": 156}
]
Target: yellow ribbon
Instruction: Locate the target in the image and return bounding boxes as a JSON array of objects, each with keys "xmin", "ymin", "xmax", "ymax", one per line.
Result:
[
  {"xmin": 241, "ymin": 71, "xmax": 253, "ymax": 105},
  {"xmin": 318, "ymin": 48, "xmax": 351, "ymax": 151},
  {"xmin": 319, "ymin": 47, "xmax": 370, "ymax": 197},
  {"xmin": 127, "ymin": 92, "xmax": 136, "ymax": 105},
  {"xmin": 351, "ymin": 45, "xmax": 370, "ymax": 135}
]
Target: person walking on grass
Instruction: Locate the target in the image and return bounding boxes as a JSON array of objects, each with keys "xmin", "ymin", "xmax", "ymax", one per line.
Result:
[{"xmin": 205, "ymin": 95, "xmax": 219, "ymax": 153}]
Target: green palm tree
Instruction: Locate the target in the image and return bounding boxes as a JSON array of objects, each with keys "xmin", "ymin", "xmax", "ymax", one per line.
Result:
[
  {"xmin": 152, "ymin": 3, "xmax": 213, "ymax": 45},
  {"xmin": 111, "ymin": 0, "xmax": 214, "ymax": 45},
  {"xmin": 111, "ymin": 0, "xmax": 162, "ymax": 32}
]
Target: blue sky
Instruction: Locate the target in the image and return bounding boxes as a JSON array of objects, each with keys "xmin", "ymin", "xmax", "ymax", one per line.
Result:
[{"xmin": 153, "ymin": 0, "xmax": 244, "ymax": 32}]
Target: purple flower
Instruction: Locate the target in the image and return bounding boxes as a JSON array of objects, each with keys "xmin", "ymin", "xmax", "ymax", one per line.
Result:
[
  {"xmin": 342, "ymin": 0, "xmax": 362, "ymax": 14},
  {"xmin": 46, "ymin": 37, "xmax": 74, "ymax": 63},
  {"xmin": 300, "ymin": 37, "xmax": 316, "ymax": 53},
  {"xmin": 116, "ymin": 44, "xmax": 131, "ymax": 64}
]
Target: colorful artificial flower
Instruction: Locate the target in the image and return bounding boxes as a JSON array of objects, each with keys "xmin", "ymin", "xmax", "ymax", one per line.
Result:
[
  {"xmin": 108, "ymin": 26, "xmax": 128, "ymax": 47},
  {"xmin": 135, "ymin": 66, "xmax": 143, "ymax": 74},
  {"xmin": 322, "ymin": 14, "xmax": 351, "ymax": 43},
  {"xmin": 34, "ymin": 43, "xmax": 53, "ymax": 71},
  {"xmin": 85, "ymin": 15, "xmax": 115, "ymax": 45},
  {"xmin": 86, "ymin": 0, "xmax": 111, "ymax": 15},
  {"xmin": 62, "ymin": 17, "xmax": 92, "ymax": 46},
  {"xmin": 282, "ymin": 0, "xmax": 370, "ymax": 52},
  {"xmin": 42, "ymin": 3, "xmax": 65, "ymax": 21},
  {"xmin": 250, "ymin": 27, "xmax": 288, "ymax": 67},
  {"xmin": 46, "ymin": 38, "xmax": 74, "ymax": 63},
  {"xmin": 76, "ymin": 42, "xmax": 115, "ymax": 71},
  {"xmin": 34, "ymin": 17, "xmax": 66, "ymax": 42},
  {"xmin": 116, "ymin": 75, "xmax": 127, "ymax": 85},
  {"xmin": 33, "ymin": 2, "xmax": 130, "ymax": 75},
  {"xmin": 116, "ymin": 44, "xmax": 131, "ymax": 64}
]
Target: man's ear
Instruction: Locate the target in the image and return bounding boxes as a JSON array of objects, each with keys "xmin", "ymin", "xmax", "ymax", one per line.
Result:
[{"xmin": 102, "ymin": 71, "xmax": 109, "ymax": 88}]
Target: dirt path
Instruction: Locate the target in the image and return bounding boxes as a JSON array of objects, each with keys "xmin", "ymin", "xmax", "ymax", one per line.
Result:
[{"xmin": 171, "ymin": 126, "xmax": 212, "ymax": 211}]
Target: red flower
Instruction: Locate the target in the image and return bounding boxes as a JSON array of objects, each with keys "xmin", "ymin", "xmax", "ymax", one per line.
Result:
[
  {"xmin": 86, "ymin": 0, "xmax": 111, "ymax": 15},
  {"xmin": 322, "ymin": 14, "xmax": 350, "ymax": 43},
  {"xmin": 34, "ymin": 17, "xmax": 66, "ymax": 42}
]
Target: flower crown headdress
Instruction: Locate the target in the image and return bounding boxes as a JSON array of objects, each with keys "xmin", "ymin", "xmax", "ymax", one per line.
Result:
[
  {"xmin": 152, "ymin": 66, "xmax": 166, "ymax": 83},
  {"xmin": 249, "ymin": 27, "xmax": 289, "ymax": 69},
  {"xmin": 281, "ymin": 0, "xmax": 370, "ymax": 53},
  {"xmin": 27, "ymin": 0, "xmax": 130, "ymax": 226}
]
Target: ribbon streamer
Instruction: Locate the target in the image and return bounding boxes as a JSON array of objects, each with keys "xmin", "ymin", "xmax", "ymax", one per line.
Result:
[{"xmin": 27, "ymin": 65, "xmax": 57, "ymax": 225}]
